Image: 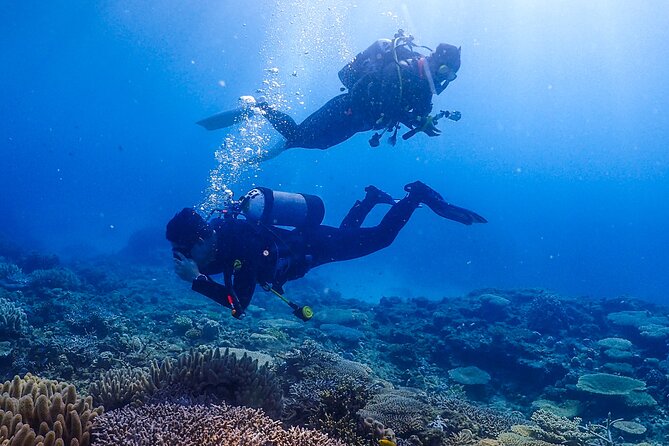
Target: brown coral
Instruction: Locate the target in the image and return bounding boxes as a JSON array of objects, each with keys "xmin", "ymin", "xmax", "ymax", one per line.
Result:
[
  {"xmin": 0, "ymin": 373, "xmax": 103, "ymax": 446},
  {"xmin": 89, "ymin": 347, "xmax": 282, "ymax": 417},
  {"xmin": 497, "ymin": 432, "xmax": 556, "ymax": 446},
  {"xmin": 151, "ymin": 347, "xmax": 282, "ymax": 416},
  {"xmin": 430, "ymin": 395, "xmax": 525, "ymax": 439},
  {"xmin": 92, "ymin": 402, "xmax": 347, "ymax": 446},
  {"xmin": 496, "ymin": 409, "xmax": 596, "ymax": 446},
  {"xmin": 358, "ymin": 388, "xmax": 433, "ymax": 436},
  {"xmin": 88, "ymin": 368, "xmax": 155, "ymax": 411}
]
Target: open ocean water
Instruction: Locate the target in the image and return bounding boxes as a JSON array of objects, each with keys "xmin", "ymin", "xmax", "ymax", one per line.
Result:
[{"xmin": 1, "ymin": 2, "xmax": 668, "ymax": 445}]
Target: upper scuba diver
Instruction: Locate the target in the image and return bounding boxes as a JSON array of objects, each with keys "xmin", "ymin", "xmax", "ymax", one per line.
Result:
[
  {"xmin": 197, "ymin": 30, "xmax": 463, "ymax": 162},
  {"xmin": 166, "ymin": 181, "xmax": 486, "ymax": 320}
]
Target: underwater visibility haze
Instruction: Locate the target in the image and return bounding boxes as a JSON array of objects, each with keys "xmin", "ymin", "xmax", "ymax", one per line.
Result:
[{"xmin": 1, "ymin": 1, "xmax": 669, "ymax": 445}]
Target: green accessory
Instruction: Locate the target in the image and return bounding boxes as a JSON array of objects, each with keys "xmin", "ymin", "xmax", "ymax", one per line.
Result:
[{"xmin": 261, "ymin": 283, "xmax": 313, "ymax": 322}]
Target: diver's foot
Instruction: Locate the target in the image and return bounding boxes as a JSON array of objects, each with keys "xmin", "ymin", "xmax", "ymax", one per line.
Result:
[
  {"xmin": 364, "ymin": 185, "xmax": 395, "ymax": 205},
  {"xmin": 255, "ymin": 95, "xmax": 267, "ymax": 106},
  {"xmin": 238, "ymin": 95, "xmax": 256, "ymax": 107},
  {"xmin": 404, "ymin": 181, "xmax": 487, "ymax": 225}
]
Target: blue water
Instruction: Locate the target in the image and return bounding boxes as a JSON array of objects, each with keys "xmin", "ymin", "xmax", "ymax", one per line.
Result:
[{"xmin": 2, "ymin": 1, "xmax": 668, "ymax": 303}]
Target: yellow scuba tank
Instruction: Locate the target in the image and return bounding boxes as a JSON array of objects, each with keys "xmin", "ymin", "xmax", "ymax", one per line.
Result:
[{"xmin": 241, "ymin": 187, "xmax": 325, "ymax": 227}]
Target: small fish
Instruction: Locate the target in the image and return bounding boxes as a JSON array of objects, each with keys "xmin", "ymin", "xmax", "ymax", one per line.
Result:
[{"xmin": 378, "ymin": 439, "xmax": 396, "ymax": 446}]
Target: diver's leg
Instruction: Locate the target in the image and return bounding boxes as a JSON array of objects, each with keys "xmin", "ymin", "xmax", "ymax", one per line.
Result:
[
  {"xmin": 307, "ymin": 196, "xmax": 420, "ymax": 267},
  {"xmin": 244, "ymin": 138, "xmax": 288, "ymax": 163},
  {"xmin": 339, "ymin": 186, "xmax": 396, "ymax": 229},
  {"xmin": 291, "ymin": 94, "xmax": 371, "ymax": 149},
  {"xmin": 258, "ymin": 105, "xmax": 300, "ymax": 141},
  {"xmin": 307, "ymin": 182, "xmax": 486, "ymax": 267}
]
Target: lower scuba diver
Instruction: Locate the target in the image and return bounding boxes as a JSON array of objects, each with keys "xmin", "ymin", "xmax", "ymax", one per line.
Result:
[
  {"xmin": 166, "ymin": 181, "xmax": 486, "ymax": 320},
  {"xmin": 197, "ymin": 30, "xmax": 463, "ymax": 162}
]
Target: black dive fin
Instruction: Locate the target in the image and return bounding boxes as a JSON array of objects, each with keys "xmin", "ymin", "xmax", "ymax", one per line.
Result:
[
  {"xmin": 196, "ymin": 107, "xmax": 251, "ymax": 131},
  {"xmin": 433, "ymin": 202, "xmax": 487, "ymax": 225}
]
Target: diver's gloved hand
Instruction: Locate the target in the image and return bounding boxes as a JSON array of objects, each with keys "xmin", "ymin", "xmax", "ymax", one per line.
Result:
[
  {"xmin": 173, "ymin": 252, "xmax": 201, "ymax": 282},
  {"xmin": 446, "ymin": 110, "xmax": 461, "ymax": 121},
  {"xmin": 418, "ymin": 115, "xmax": 442, "ymax": 137}
]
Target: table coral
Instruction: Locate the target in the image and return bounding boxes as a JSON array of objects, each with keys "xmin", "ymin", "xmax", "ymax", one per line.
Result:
[
  {"xmin": 358, "ymin": 388, "xmax": 433, "ymax": 436},
  {"xmin": 576, "ymin": 373, "xmax": 646, "ymax": 396}
]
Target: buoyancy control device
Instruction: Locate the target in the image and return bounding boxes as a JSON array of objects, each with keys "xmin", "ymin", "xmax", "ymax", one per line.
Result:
[
  {"xmin": 338, "ymin": 38, "xmax": 394, "ymax": 90},
  {"xmin": 338, "ymin": 30, "xmax": 422, "ymax": 91}
]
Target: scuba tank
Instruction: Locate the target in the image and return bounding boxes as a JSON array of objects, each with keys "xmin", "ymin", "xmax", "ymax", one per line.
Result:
[
  {"xmin": 240, "ymin": 187, "xmax": 325, "ymax": 227},
  {"xmin": 338, "ymin": 30, "xmax": 421, "ymax": 91},
  {"xmin": 338, "ymin": 38, "xmax": 394, "ymax": 90}
]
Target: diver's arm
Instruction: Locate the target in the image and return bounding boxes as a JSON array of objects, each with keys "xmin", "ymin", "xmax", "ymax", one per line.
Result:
[
  {"xmin": 232, "ymin": 266, "xmax": 257, "ymax": 313},
  {"xmin": 191, "ymin": 275, "xmax": 234, "ymax": 309},
  {"xmin": 400, "ymin": 85, "xmax": 434, "ymax": 129},
  {"xmin": 173, "ymin": 253, "xmax": 233, "ymax": 309}
]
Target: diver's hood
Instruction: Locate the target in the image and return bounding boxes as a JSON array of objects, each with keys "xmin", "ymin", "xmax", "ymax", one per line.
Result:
[{"xmin": 433, "ymin": 43, "xmax": 461, "ymax": 72}]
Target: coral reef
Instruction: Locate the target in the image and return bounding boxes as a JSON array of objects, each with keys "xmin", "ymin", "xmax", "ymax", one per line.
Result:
[
  {"xmin": 18, "ymin": 253, "xmax": 60, "ymax": 274},
  {"xmin": 431, "ymin": 396, "xmax": 526, "ymax": 439},
  {"xmin": 522, "ymin": 409, "xmax": 595, "ymax": 444},
  {"xmin": 448, "ymin": 366, "xmax": 491, "ymax": 386},
  {"xmin": 280, "ymin": 340, "xmax": 378, "ymax": 445},
  {"xmin": 28, "ymin": 268, "xmax": 82, "ymax": 291},
  {"xmin": 0, "ymin": 263, "xmax": 22, "ymax": 282},
  {"xmin": 92, "ymin": 402, "xmax": 347, "ymax": 446},
  {"xmin": 2, "ymin": 246, "xmax": 669, "ymax": 444},
  {"xmin": 576, "ymin": 373, "xmax": 646, "ymax": 396},
  {"xmin": 89, "ymin": 347, "xmax": 282, "ymax": 417},
  {"xmin": 0, "ymin": 294, "xmax": 29, "ymax": 339},
  {"xmin": 358, "ymin": 387, "xmax": 434, "ymax": 437},
  {"xmin": 0, "ymin": 373, "xmax": 103, "ymax": 446},
  {"xmin": 88, "ymin": 368, "xmax": 155, "ymax": 411},
  {"xmin": 496, "ymin": 409, "xmax": 654, "ymax": 446}
]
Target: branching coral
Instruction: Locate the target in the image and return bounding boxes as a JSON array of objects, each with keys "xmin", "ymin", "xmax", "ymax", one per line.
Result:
[
  {"xmin": 153, "ymin": 346, "xmax": 282, "ymax": 416},
  {"xmin": 430, "ymin": 395, "xmax": 525, "ymax": 439},
  {"xmin": 89, "ymin": 347, "xmax": 282, "ymax": 417},
  {"xmin": 92, "ymin": 402, "xmax": 347, "ymax": 446},
  {"xmin": 525, "ymin": 294, "xmax": 570, "ymax": 335},
  {"xmin": 287, "ymin": 377, "xmax": 373, "ymax": 446},
  {"xmin": 497, "ymin": 409, "xmax": 600, "ymax": 446},
  {"xmin": 88, "ymin": 368, "xmax": 155, "ymax": 411},
  {"xmin": 0, "ymin": 263, "xmax": 22, "ymax": 281},
  {"xmin": 28, "ymin": 268, "xmax": 81, "ymax": 291},
  {"xmin": 0, "ymin": 373, "xmax": 103, "ymax": 446},
  {"xmin": 280, "ymin": 341, "xmax": 377, "ymax": 445},
  {"xmin": 526, "ymin": 409, "xmax": 596, "ymax": 445},
  {"xmin": 0, "ymin": 295, "xmax": 29, "ymax": 339}
]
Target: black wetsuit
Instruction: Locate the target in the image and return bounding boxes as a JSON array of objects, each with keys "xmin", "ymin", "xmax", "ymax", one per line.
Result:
[
  {"xmin": 191, "ymin": 194, "xmax": 420, "ymax": 315},
  {"xmin": 260, "ymin": 53, "xmax": 434, "ymax": 150}
]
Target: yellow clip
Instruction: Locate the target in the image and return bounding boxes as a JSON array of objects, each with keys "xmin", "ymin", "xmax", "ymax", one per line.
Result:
[{"xmin": 233, "ymin": 259, "xmax": 242, "ymax": 271}]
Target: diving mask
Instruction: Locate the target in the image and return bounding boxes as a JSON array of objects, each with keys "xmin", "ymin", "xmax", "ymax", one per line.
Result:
[{"xmin": 437, "ymin": 64, "xmax": 458, "ymax": 83}]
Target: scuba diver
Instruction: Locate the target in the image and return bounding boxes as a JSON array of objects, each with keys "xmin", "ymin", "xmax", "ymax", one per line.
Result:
[
  {"xmin": 197, "ymin": 30, "xmax": 463, "ymax": 162},
  {"xmin": 166, "ymin": 181, "xmax": 486, "ymax": 320}
]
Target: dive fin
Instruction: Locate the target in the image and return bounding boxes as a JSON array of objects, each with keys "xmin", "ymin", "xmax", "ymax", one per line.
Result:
[
  {"xmin": 434, "ymin": 203, "xmax": 487, "ymax": 225},
  {"xmin": 196, "ymin": 108, "xmax": 251, "ymax": 131},
  {"xmin": 404, "ymin": 181, "xmax": 487, "ymax": 225}
]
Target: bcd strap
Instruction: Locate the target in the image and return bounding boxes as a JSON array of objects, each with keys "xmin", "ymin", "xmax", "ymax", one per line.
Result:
[{"xmin": 223, "ymin": 269, "xmax": 243, "ymax": 318}]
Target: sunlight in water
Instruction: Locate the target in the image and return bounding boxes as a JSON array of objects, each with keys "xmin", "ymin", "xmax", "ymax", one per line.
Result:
[{"xmin": 201, "ymin": 0, "xmax": 352, "ymax": 212}]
